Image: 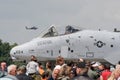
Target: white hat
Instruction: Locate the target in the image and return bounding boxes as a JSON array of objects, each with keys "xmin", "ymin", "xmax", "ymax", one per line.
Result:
[{"xmin": 92, "ymin": 62, "xmax": 100, "ymax": 67}]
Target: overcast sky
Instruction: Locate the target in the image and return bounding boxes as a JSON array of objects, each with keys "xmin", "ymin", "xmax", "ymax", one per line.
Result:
[{"xmin": 1, "ymin": 0, "xmax": 120, "ymax": 44}]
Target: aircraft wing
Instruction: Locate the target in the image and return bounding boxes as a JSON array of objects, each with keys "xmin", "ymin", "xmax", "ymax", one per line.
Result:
[{"xmin": 104, "ymin": 51, "xmax": 120, "ymax": 65}]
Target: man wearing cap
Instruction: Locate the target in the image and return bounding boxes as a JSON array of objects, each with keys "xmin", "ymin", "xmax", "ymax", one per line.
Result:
[
  {"xmin": 88, "ymin": 62, "xmax": 100, "ymax": 80},
  {"xmin": 73, "ymin": 62, "xmax": 93, "ymax": 80}
]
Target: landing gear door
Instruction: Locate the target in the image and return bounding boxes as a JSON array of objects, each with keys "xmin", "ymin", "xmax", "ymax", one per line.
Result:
[{"xmin": 61, "ymin": 46, "xmax": 68, "ymax": 58}]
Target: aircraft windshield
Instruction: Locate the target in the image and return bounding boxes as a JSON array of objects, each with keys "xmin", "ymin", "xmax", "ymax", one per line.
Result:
[
  {"xmin": 40, "ymin": 25, "xmax": 82, "ymax": 38},
  {"xmin": 42, "ymin": 26, "xmax": 58, "ymax": 37}
]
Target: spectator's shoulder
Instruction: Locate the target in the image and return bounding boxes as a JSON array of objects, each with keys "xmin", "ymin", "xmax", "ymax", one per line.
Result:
[
  {"xmin": 0, "ymin": 71, "xmax": 7, "ymax": 78},
  {"xmin": 73, "ymin": 76, "xmax": 93, "ymax": 80}
]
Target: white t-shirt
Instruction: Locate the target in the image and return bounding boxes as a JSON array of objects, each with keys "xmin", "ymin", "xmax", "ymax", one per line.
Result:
[{"xmin": 26, "ymin": 61, "xmax": 39, "ymax": 74}]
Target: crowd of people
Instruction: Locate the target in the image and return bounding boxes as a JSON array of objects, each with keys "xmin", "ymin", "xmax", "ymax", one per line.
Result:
[{"xmin": 0, "ymin": 55, "xmax": 120, "ymax": 80}]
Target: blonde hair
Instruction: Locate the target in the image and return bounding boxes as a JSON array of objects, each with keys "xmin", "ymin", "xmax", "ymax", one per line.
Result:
[
  {"xmin": 108, "ymin": 69, "xmax": 120, "ymax": 80},
  {"xmin": 108, "ymin": 71, "xmax": 115, "ymax": 80},
  {"xmin": 114, "ymin": 69, "xmax": 120, "ymax": 79}
]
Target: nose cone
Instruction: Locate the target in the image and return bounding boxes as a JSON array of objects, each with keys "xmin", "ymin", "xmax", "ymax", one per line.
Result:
[{"xmin": 10, "ymin": 46, "xmax": 17, "ymax": 60}]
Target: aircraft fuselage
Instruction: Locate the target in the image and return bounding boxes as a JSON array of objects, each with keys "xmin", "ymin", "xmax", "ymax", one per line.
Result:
[{"xmin": 10, "ymin": 30, "xmax": 120, "ymax": 64}]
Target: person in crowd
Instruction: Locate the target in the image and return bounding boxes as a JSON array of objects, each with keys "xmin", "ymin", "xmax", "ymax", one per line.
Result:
[
  {"xmin": 26, "ymin": 55, "xmax": 40, "ymax": 80},
  {"xmin": 38, "ymin": 62, "xmax": 45, "ymax": 75},
  {"xmin": 0, "ymin": 61, "xmax": 7, "ymax": 78},
  {"xmin": 56, "ymin": 56, "xmax": 65, "ymax": 67},
  {"xmin": 73, "ymin": 62, "xmax": 92, "ymax": 80},
  {"xmin": 67, "ymin": 61, "xmax": 74, "ymax": 68},
  {"xmin": 88, "ymin": 61, "xmax": 100, "ymax": 80},
  {"xmin": 16, "ymin": 65, "xmax": 32, "ymax": 80},
  {"xmin": 69, "ymin": 67, "xmax": 77, "ymax": 79},
  {"xmin": 107, "ymin": 71, "xmax": 115, "ymax": 80},
  {"xmin": 66, "ymin": 61, "xmax": 77, "ymax": 79},
  {"xmin": 0, "ymin": 61, "xmax": 7, "ymax": 72},
  {"xmin": 48, "ymin": 68, "xmax": 60, "ymax": 80},
  {"xmin": 31, "ymin": 55, "xmax": 37, "ymax": 62},
  {"xmin": 108, "ymin": 68, "xmax": 120, "ymax": 80},
  {"xmin": 99, "ymin": 63, "xmax": 111, "ymax": 80},
  {"xmin": 26, "ymin": 55, "xmax": 39, "ymax": 75},
  {"xmin": 0, "ymin": 64, "xmax": 18, "ymax": 80},
  {"xmin": 110, "ymin": 65, "xmax": 115, "ymax": 72},
  {"xmin": 98, "ymin": 63, "xmax": 105, "ymax": 72},
  {"xmin": 45, "ymin": 61, "xmax": 52, "ymax": 77},
  {"xmin": 114, "ymin": 69, "xmax": 120, "ymax": 80},
  {"xmin": 53, "ymin": 56, "xmax": 66, "ymax": 72},
  {"xmin": 41, "ymin": 71, "xmax": 50, "ymax": 80},
  {"xmin": 116, "ymin": 61, "xmax": 120, "ymax": 70},
  {"xmin": 57, "ymin": 64, "xmax": 70, "ymax": 80}
]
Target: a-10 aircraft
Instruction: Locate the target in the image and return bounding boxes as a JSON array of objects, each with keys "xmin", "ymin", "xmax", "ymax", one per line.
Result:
[{"xmin": 10, "ymin": 25, "xmax": 120, "ymax": 64}]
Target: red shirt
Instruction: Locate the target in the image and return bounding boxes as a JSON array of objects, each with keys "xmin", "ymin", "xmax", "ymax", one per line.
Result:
[{"xmin": 101, "ymin": 69, "xmax": 111, "ymax": 80}]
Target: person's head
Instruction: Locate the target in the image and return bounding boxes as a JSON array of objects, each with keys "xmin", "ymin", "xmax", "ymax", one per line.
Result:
[
  {"xmin": 59, "ymin": 64, "xmax": 69, "ymax": 76},
  {"xmin": 0, "ymin": 62, "xmax": 7, "ymax": 71},
  {"xmin": 17, "ymin": 65, "xmax": 26, "ymax": 75},
  {"xmin": 67, "ymin": 61, "xmax": 74, "ymax": 67},
  {"xmin": 7, "ymin": 64, "xmax": 17, "ymax": 76},
  {"xmin": 38, "ymin": 62, "xmax": 44, "ymax": 69},
  {"xmin": 56, "ymin": 56, "xmax": 64, "ymax": 66},
  {"xmin": 90, "ymin": 61, "xmax": 99, "ymax": 70},
  {"xmin": 104, "ymin": 63, "xmax": 110, "ymax": 70},
  {"xmin": 41, "ymin": 71, "xmax": 50, "ymax": 80},
  {"xmin": 31, "ymin": 55, "xmax": 37, "ymax": 62},
  {"xmin": 46, "ymin": 61, "xmax": 52, "ymax": 69},
  {"xmin": 1, "ymin": 62, "xmax": 6, "ymax": 67},
  {"xmin": 98, "ymin": 63, "xmax": 105, "ymax": 71},
  {"xmin": 112, "ymin": 69, "xmax": 120, "ymax": 79},
  {"xmin": 76, "ymin": 62, "xmax": 87, "ymax": 75},
  {"xmin": 52, "ymin": 69, "xmax": 60, "ymax": 79},
  {"xmin": 85, "ymin": 60, "xmax": 91, "ymax": 68},
  {"xmin": 69, "ymin": 68, "xmax": 77, "ymax": 78}
]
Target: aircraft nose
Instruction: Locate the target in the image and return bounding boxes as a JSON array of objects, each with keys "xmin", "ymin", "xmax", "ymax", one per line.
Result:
[{"xmin": 10, "ymin": 48, "xmax": 17, "ymax": 60}]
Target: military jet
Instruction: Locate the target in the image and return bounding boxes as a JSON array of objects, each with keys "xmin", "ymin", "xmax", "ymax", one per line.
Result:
[{"xmin": 10, "ymin": 25, "xmax": 120, "ymax": 64}]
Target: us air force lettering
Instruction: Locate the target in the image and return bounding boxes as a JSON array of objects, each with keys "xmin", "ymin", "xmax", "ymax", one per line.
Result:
[{"xmin": 10, "ymin": 25, "xmax": 120, "ymax": 64}]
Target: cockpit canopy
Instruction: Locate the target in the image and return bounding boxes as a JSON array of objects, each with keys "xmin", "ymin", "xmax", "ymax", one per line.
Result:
[
  {"xmin": 39, "ymin": 25, "xmax": 82, "ymax": 38},
  {"xmin": 65, "ymin": 25, "xmax": 79, "ymax": 34}
]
